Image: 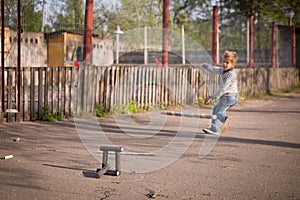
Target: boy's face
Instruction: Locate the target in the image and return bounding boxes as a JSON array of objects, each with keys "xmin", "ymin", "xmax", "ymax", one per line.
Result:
[{"xmin": 222, "ymin": 59, "xmax": 235, "ymax": 71}]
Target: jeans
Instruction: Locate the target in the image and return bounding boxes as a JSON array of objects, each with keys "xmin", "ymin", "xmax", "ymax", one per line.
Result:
[{"xmin": 210, "ymin": 94, "xmax": 238, "ymax": 132}]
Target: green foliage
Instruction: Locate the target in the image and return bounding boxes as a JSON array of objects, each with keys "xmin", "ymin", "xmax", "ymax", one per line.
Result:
[
  {"xmin": 96, "ymin": 101, "xmax": 152, "ymax": 117},
  {"xmin": 4, "ymin": 0, "xmax": 42, "ymax": 32},
  {"xmin": 4, "ymin": 0, "xmax": 300, "ymax": 36},
  {"xmin": 42, "ymin": 107, "xmax": 62, "ymax": 122},
  {"xmin": 95, "ymin": 103, "xmax": 108, "ymax": 117},
  {"xmin": 144, "ymin": 105, "xmax": 155, "ymax": 112},
  {"xmin": 94, "ymin": 0, "xmax": 163, "ymax": 38},
  {"xmin": 277, "ymin": 88, "xmax": 291, "ymax": 93},
  {"xmin": 160, "ymin": 104, "xmax": 168, "ymax": 110},
  {"xmin": 195, "ymin": 97, "xmax": 206, "ymax": 106},
  {"xmin": 258, "ymin": 0, "xmax": 300, "ymax": 26},
  {"xmin": 112, "ymin": 102, "xmax": 154, "ymax": 115},
  {"xmin": 49, "ymin": 0, "xmax": 85, "ymax": 31},
  {"xmin": 126, "ymin": 101, "xmax": 142, "ymax": 113},
  {"xmin": 220, "ymin": 0, "xmax": 300, "ymax": 26},
  {"xmin": 112, "ymin": 105, "xmax": 122, "ymax": 115},
  {"xmin": 4, "ymin": 0, "xmax": 299, "ymax": 51},
  {"xmin": 116, "ymin": 0, "xmax": 162, "ymax": 29},
  {"xmin": 170, "ymin": 0, "xmax": 211, "ymax": 37}
]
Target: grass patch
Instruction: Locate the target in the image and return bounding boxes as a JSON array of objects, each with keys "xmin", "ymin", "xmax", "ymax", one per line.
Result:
[
  {"xmin": 126, "ymin": 101, "xmax": 143, "ymax": 113},
  {"xmin": 42, "ymin": 106, "xmax": 62, "ymax": 122},
  {"xmin": 95, "ymin": 103, "xmax": 108, "ymax": 117}
]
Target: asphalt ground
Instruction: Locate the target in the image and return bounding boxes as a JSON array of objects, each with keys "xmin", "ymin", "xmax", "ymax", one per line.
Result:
[{"xmin": 0, "ymin": 90, "xmax": 300, "ymax": 200}]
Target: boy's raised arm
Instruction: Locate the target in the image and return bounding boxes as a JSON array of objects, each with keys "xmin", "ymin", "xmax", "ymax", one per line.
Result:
[{"xmin": 202, "ymin": 63, "xmax": 222, "ymax": 74}]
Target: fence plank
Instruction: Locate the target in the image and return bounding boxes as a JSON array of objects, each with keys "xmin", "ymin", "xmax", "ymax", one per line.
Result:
[
  {"xmin": 38, "ymin": 68, "xmax": 43, "ymax": 119},
  {"xmin": 51, "ymin": 68, "xmax": 55, "ymax": 112},
  {"xmin": 99, "ymin": 67, "xmax": 104, "ymax": 107},
  {"xmin": 23, "ymin": 68, "xmax": 29, "ymax": 121},
  {"xmin": 128, "ymin": 66, "xmax": 133, "ymax": 103},
  {"xmin": 95, "ymin": 67, "xmax": 100, "ymax": 108},
  {"xmin": 91, "ymin": 66, "xmax": 97, "ymax": 112},
  {"xmin": 65, "ymin": 68, "xmax": 70, "ymax": 116},
  {"xmin": 30, "ymin": 68, "xmax": 35, "ymax": 121},
  {"xmin": 136, "ymin": 67, "xmax": 140, "ymax": 107},
  {"xmin": 86, "ymin": 67, "xmax": 91, "ymax": 112},
  {"xmin": 83, "ymin": 66, "xmax": 88, "ymax": 112},
  {"xmin": 122, "ymin": 67, "xmax": 126, "ymax": 106},
  {"xmin": 7, "ymin": 70, "xmax": 13, "ymax": 122},
  {"xmin": 132, "ymin": 67, "xmax": 137, "ymax": 104},
  {"xmin": 115, "ymin": 66, "xmax": 120, "ymax": 107},
  {"xmin": 146, "ymin": 67, "xmax": 150, "ymax": 107},
  {"xmin": 118, "ymin": 67, "xmax": 122, "ymax": 107},
  {"xmin": 44, "ymin": 68, "xmax": 49, "ymax": 112},
  {"xmin": 149, "ymin": 67, "xmax": 153, "ymax": 106},
  {"xmin": 141, "ymin": 67, "xmax": 146, "ymax": 107},
  {"xmin": 58, "ymin": 68, "xmax": 63, "ymax": 114},
  {"xmin": 104, "ymin": 67, "xmax": 110, "ymax": 111},
  {"xmin": 77, "ymin": 66, "xmax": 84, "ymax": 114},
  {"xmin": 70, "ymin": 67, "xmax": 77, "ymax": 116}
]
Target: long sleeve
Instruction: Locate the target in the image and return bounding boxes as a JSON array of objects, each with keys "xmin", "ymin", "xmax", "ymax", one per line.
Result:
[
  {"xmin": 203, "ymin": 63, "xmax": 222, "ymax": 74},
  {"xmin": 203, "ymin": 63, "xmax": 238, "ymax": 100}
]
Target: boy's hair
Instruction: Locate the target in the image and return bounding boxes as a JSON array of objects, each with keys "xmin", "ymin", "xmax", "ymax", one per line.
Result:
[{"xmin": 223, "ymin": 51, "xmax": 238, "ymax": 65}]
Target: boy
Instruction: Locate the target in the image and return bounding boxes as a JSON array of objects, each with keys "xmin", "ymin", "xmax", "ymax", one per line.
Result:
[{"xmin": 202, "ymin": 51, "xmax": 238, "ymax": 135}]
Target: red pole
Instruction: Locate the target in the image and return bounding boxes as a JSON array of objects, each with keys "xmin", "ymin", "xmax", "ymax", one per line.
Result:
[
  {"xmin": 1, "ymin": 0, "xmax": 5, "ymax": 113},
  {"xmin": 162, "ymin": 0, "xmax": 169, "ymax": 67},
  {"xmin": 212, "ymin": 6, "xmax": 218, "ymax": 65},
  {"xmin": 272, "ymin": 22, "xmax": 276, "ymax": 68},
  {"xmin": 83, "ymin": 0, "xmax": 94, "ymax": 65},
  {"xmin": 292, "ymin": 25, "xmax": 296, "ymax": 67},
  {"xmin": 249, "ymin": 14, "xmax": 254, "ymax": 68}
]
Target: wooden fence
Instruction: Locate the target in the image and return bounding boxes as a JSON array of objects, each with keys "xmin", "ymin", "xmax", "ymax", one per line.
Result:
[{"xmin": 1, "ymin": 65, "xmax": 299, "ymax": 122}]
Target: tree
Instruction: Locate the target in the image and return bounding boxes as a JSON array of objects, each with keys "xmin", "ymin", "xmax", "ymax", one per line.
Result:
[
  {"xmin": 4, "ymin": 0, "xmax": 43, "ymax": 32},
  {"xmin": 169, "ymin": 0, "xmax": 213, "ymax": 49},
  {"xmin": 93, "ymin": 0, "xmax": 163, "ymax": 38},
  {"xmin": 92, "ymin": 1, "xmax": 118, "ymax": 37},
  {"xmin": 92, "ymin": 0, "xmax": 216, "ymax": 49},
  {"xmin": 259, "ymin": 0, "xmax": 300, "ymax": 26},
  {"xmin": 49, "ymin": 0, "xmax": 85, "ymax": 32},
  {"xmin": 114, "ymin": 0, "xmax": 163, "ymax": 31},
  {"xmin": 217, "ymin": 0, "xmax": 300, "ymax": 50}
]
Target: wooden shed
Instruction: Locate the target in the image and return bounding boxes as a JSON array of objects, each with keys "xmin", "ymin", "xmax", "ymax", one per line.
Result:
[
  {"xmin": 45, "ymin": 30, "xmax": 114, "ymax": 67},
  {"xmin": 45, "ymin": 30, "xmax": 84, "ymax": 67}
]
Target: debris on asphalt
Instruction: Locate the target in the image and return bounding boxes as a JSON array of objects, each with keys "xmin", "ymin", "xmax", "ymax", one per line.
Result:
[
  {"xmin": 145, "ymin": 188, "xmax": 168, "ymax": 199},
  {"xmin": 1, "ymin": 155, "xmax": 13, "ymax": 160}
]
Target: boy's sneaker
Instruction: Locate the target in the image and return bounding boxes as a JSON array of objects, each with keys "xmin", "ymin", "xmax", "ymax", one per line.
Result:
[
  {"xmin": 222, "ymin": 116, "xmax": 232, "ymax": 133},
  {"xmin": 202, "ymin": 128, "xmax": 220, "ymax": 136}
]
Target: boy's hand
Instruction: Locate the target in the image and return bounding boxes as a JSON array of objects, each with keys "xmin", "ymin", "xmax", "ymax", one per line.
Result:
[
  {"xmin": 202, "ymin": 63, "xmax": 209, "ymax": 68},
  {"xmin": 204, "ymin": 97, "xmax": 211, "ymax": 105}
]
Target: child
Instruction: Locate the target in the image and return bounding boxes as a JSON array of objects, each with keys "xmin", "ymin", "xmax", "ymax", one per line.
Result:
[{"xmin": 202, "ymin": 51, "xmax": 238, "ymax": 135}]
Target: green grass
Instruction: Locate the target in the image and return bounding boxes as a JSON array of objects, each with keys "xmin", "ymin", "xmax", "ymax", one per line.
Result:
[
  {"xmin": 95, "ymin": 103, "xmax": 108, "ymax": 117},
  {"xmin": 42, "ymin": 106, "xmax": 62, "ymax": 122}
]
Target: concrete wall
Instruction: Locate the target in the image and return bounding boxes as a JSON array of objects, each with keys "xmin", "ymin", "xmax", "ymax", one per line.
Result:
[
  {"xmin": 5, "ymin": 31, "xmax": 47, "ymax": 67},
  {"xmin": 236, "ymin": 67, "xmax": 299, "ymax": 96}
]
